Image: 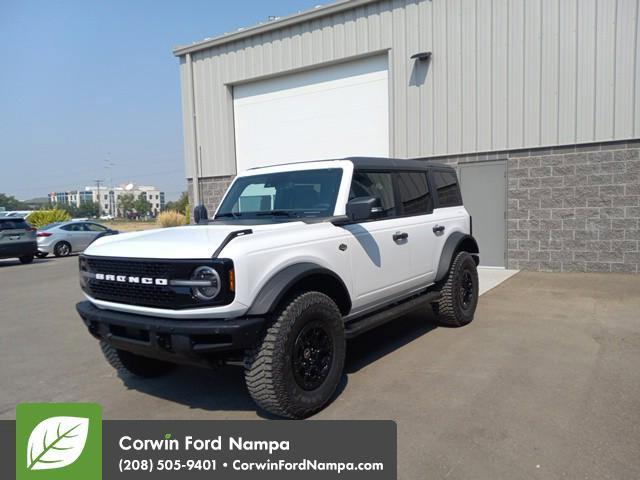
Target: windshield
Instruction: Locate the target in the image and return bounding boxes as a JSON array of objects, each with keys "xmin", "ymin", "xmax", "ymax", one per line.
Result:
[{"xmin": 216, "ymin": 168, "xmax": 343, "ymax": 220}]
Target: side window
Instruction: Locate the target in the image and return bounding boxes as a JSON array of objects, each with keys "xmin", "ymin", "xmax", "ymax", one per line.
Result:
[
  {"xmin": 432, "ymin": 170, "xmax": 463, "ymax": 208},
  {"xmin": 61, "ymin": 223, "xmax": 82, "ymax": 232},
  {"xmin": 395, "ymin": 171, "xmax": 433, "ymax": 215},
  {"xmin": 349, "ymin": 171, "xmax": 397, "ymax": 218},
  {"xmin": 85, "ymin": 223, "xmax": 107, "ymax": 232}
]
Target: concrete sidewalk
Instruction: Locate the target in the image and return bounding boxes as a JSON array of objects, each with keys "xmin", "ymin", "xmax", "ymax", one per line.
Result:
[{"xmin": 478, "ymin": 267, "xmax": 519, "ymax": 295}]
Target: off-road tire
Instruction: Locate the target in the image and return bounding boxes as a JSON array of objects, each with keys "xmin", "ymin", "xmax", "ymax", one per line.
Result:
[
  {"xmin": 244, "ymin": 291, "xmax": 345, "ymax": 419},
  {"xmin": 19, "ymin": 255, "xmax": 34, "ymax": 264},
  {"xmin": 435, "ymin": 251, "xmax": 478, "ymax": 327},
  {"xmin": 53, "ymin": 241, "xmax": 71, "ymax": 257},
  {"xmin": 100, "ymin": 341, "xmax": 175, "ymax": 378}
]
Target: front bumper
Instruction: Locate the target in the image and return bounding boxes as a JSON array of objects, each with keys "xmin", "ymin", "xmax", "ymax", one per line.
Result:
[
  {"xmin": 76, "ymin": 301, "xmax": 265, "ymax": 367},
  {"xmin": 0, "ymin": 240, "xmax": 37, "ymax": 258}
]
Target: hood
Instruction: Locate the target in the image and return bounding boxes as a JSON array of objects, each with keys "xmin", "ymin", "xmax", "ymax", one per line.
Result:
[{"xmin": 84, "ymin": 222, "xmax": 302, "ymax": 259}]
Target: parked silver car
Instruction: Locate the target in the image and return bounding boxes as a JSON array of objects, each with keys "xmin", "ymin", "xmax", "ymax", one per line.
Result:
[{"xmin": 37, "ymin": 221, "xmax": 118, "ymax": 257}]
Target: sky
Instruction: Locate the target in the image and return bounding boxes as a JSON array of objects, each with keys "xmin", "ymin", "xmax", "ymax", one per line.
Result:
[{"xmin": 0, "ymin": 0, "xmax": 321, "ymax": 201}]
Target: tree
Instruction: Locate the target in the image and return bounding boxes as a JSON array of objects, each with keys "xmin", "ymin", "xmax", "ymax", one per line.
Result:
[
  {"xmin": 0, "ymin": 193, "xmax": 27, "ymax": 210},
  {"xmin": 56, "ymin": 203, "xmax": 79, "ymax": 218},
  {"xmin": 133, "ymin": 196, "xmax": 152, "ymax": 217},
  {"xmin": 165, "ymin": 191, "xmax": 189, "ymax": 213},
  {"xmin": 77, "ymin": 200, "xmax": 99, "ymax": 218},
  {"xmin": 118, "ymin": 194, "xmax": 135, "ymax": 217}
]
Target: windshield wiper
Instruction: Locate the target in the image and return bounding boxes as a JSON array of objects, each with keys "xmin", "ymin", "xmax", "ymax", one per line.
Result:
[
  {"xmin": 255, "ymin": 210, "xmax": 298, "ymax": 217},
  {"xmin": 215, "ymin": 212, "xmax": 242, "ymax": 218}
]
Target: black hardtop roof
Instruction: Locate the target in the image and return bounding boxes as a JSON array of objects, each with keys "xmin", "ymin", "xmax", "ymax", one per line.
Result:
[
  {"xmin": 345, "ymin": 157, "xmax": 454, "ymax": 171},
  {"xmin": 247, "ymin": 157, "xmax": 454, "ymax": 171}
]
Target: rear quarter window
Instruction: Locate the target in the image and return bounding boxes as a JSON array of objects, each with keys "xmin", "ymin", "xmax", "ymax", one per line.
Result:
[
  {"xmin": 431, "ymin": 170, "xmax": 463, "ymax": 208},
  {"xmin": 395, "ymin": 171, "xmax": 433, "ymax": 215}
]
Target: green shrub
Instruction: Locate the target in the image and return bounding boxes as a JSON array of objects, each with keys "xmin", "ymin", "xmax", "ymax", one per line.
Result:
[
  {"xmin": 27, "ymin": 209, "xmax": 71, "ymax": 228},
  {"xmin": 157, "ymin": 210, "xmax": 187, "ymax": 228},
  {"xmin": 185, "ymin": 203, "xmax": 191, "ymax": 225}
]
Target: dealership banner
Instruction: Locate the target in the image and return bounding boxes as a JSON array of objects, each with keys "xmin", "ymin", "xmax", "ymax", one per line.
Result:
[{"xmin": 1, "ymin": 404, "xmax": 396, "ymax": 479}]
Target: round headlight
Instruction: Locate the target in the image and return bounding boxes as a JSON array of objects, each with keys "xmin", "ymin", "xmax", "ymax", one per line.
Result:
[{"xmin": 191, "ymin": 266, "xmax": 221, "ymax": 301}]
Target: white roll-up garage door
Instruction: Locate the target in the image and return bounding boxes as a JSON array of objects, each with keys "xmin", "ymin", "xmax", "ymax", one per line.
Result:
[{"xmin": 233, "ymin": 55, "xmax": 389, "ymax": 172}]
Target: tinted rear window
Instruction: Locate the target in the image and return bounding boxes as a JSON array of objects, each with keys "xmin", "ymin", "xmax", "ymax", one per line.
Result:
[
  {"xmin": 395, "ymin": 171, "xmax": 433, "ymax": 215},
  {"xmin": 432, "ymin": 170, "xmax": 463, "ymax": 207},
  {"xmin": 0, "ymin": 219, "xmax": 29, "ymax": 230}
]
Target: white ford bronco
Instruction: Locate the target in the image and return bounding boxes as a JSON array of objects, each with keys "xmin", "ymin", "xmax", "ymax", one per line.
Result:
[{"xmin": 77, "ymin": 158, "xmax": 479, "ymax": 418}]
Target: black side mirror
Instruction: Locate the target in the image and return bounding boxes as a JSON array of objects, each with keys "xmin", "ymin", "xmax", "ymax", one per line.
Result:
[
  {"xmin": 345, "ymin": 196, "xmax": 382, "ymax": 222},
  {"xmin": 193, "ymin": 204, "xmax": 209, "ymax": 224}
]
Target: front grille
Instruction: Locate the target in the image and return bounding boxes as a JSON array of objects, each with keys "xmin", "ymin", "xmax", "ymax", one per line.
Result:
[
  {"xmin": 86, "ymin": 258, "xmax": 171, "ymax": 279},
  {"xmin": 81, "ymin": 256, "xmax": 234, "ymax": 309},
  {"xmin": 89, "ymin": 281, "xmax": 177, "ymax": 308}
]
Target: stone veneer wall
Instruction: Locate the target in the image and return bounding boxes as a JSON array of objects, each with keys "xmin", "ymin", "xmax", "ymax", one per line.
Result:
[
  {"xmin": 425, "ymin": 140, "xmax": 640, "ymax": 273},
  {"xmin": 187, "ymin": 175, "xmax": 235, "ymax": 216},
  {"xmin": 187, "ymin": 140, "xmax": 639, "ymax": 273}
]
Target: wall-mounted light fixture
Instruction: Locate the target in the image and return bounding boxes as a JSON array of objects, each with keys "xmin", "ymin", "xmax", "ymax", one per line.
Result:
[{"xmin": 410, "ymin": 51, "xmax": 432, "ymax": 61}]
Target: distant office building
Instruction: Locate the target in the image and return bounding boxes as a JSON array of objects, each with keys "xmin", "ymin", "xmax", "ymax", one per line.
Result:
[
  {"xmin": 49, "ymin": 183, "xmax": 165, "ymax": 216},
  {"xmin": 48, "ymin": 191, "xmax": 93, "ymax": 208}
]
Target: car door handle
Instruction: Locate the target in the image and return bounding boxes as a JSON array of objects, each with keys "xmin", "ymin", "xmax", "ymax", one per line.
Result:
[
  {"xmin": 433, "ymin": 225, "xmax": 445, "ymax": 233},
  {"xmin": 393, "ymin": 231, "xmax": 408, "ymax": 242}
]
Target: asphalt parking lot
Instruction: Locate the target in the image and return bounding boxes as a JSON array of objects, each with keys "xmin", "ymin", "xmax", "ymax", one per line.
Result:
[{"xmin": 1, "ymin": 256, "xmax": 639, "ymax": 479}]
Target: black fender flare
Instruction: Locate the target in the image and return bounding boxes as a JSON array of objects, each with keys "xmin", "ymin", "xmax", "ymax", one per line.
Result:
[
  {"xmin": 435, "ymin": 233, "xmax": 480, "ymax": 282},
  {"xmin": 246, "ymin": 262, "xmax": 351, "ymax": 316}
]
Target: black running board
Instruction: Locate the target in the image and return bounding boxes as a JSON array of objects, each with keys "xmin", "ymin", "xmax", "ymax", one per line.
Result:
[{"xmin": 344, "ymin": 290, "xmax": 441, "ymax": 339}]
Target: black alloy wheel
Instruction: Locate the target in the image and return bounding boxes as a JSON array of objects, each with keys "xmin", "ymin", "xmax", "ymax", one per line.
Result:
[
  {"xmin": 292, "ymin": 321, "xmax": 333, "ymax": 391},
  {"xmin": 459, "ymin": 269, "xmax": 475, "ymax": 310}
]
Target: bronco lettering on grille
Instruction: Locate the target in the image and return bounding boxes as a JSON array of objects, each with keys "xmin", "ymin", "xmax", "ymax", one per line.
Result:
[{"xmin": 95, "ymin": 273, "xmax": 168, "ymax": 286}]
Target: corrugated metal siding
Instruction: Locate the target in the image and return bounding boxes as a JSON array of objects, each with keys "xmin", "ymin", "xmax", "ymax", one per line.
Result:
[{"xmin": 179, "ymin": 0, "xmax": 640, "ymax": 179}]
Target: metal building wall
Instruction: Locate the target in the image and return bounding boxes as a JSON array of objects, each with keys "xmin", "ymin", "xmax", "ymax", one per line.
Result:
[{"xmin": 177, "ymin": 0, "xmax": 640, "ymax": 180}]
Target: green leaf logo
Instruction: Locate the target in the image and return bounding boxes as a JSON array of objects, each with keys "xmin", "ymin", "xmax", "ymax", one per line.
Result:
[{"xmin": 26, "ymin": 416, "xmax": 89, "ymax": 471}]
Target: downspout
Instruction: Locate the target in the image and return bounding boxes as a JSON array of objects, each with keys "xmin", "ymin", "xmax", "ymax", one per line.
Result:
[{"xmin": 186, "ymin": 52, "xmax": 201, "ymax": 207}]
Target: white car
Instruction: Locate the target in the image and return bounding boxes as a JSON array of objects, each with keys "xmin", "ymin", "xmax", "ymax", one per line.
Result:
[
  {"xmin": 76, "ymin": 158, "xmax": 479, "ymax": 418},
  {"xmin": 37, "ymin": 221, "xmax": 118, "ymax": 257}
]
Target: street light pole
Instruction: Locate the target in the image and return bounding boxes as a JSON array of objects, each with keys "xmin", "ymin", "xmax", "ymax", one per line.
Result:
[
  {"xmin": 104, "ymin": 153, "xmax": 116, "ymax": 217},
  {"xmin": 94, "ymin": 179, "xmax": 103, "ymax": 217}
]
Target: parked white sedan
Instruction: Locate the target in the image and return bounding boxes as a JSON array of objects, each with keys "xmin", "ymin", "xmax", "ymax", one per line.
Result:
[{"xmin": 36, "ymin": 221, "xmax": 118, "ymax": 257}]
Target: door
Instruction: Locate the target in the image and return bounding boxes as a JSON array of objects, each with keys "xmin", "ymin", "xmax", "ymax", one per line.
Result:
[
  {"xmin": 458, "ymin": 161, "xmax": 507, "ymax": 267},
  {"xmin": 343, "ymin": 171, "xmax": 411, "ymax": 305},
  {"xmin": 61, "ymin": 223, "xmax": 92, "ymax": 251},
  {"xmin": 233, "ymin": 55, "xmax": 389, "ymax": 171},
  {"xmin": 393, "ymin": 170, "xmax": 439, "ymax": 284}
]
